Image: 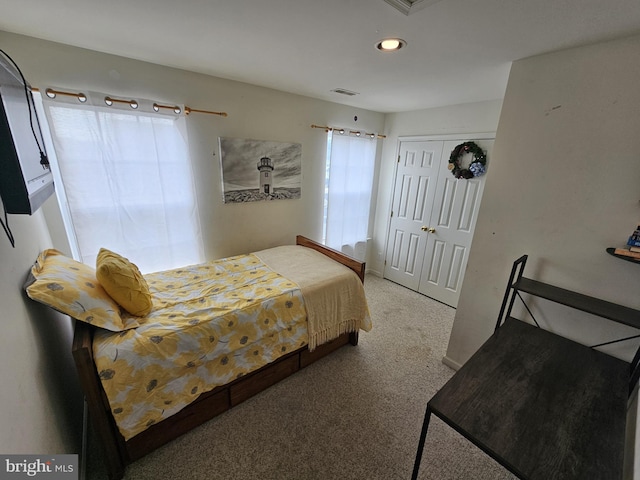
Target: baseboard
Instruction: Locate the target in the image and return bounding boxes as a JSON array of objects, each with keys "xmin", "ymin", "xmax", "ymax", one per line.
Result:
[
  {"xmin": 365, "ymin": 268, "xmax": 383, "ymax": 277},
  {"xmin": 441, "ymin": 355, "xmax": 462, "ymax": 371}
]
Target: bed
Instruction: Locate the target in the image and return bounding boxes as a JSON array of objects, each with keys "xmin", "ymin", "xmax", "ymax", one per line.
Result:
[{"xmin": 25, "ymin": 235, "xmax": 370, "ymax": 480}]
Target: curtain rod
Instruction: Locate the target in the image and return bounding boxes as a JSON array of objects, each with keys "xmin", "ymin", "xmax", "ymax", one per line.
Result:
[
  {"xmin": 34, "ymin": 87, "xmax": 228, "ymax": 118},
  {"xmin": 310, "ymin": 124, "xmax": 385, "ymax": 139},
  {"xmin": 184, "ymin": 106, "xmax": 227, "ymax": 117}
]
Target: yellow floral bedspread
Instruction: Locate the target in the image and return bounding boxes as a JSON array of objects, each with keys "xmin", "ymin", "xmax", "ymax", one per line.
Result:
[{"xmin": 92, "ymin": 253, "xmax": 308, "ymax": 440}]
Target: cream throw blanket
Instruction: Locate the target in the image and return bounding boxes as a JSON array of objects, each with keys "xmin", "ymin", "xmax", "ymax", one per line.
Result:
[{"xmin": 255, "ymin": 245, "xmax": 372, "ymax": 351}]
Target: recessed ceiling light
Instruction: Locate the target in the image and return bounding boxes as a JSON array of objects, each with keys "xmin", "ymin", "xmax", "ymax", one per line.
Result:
[{"xmin": 376, "ymin": 38, "xmax": 406, "ymax": 52}]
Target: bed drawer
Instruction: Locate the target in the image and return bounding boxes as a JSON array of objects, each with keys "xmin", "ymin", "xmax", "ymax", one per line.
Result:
[
  {"xmin": 229, "ymin": 354, "xmax": 299, "ymax": 405},
  {"xmin": 300, "ymin": 332, "xmax": 350, "ymax": 367},
  {"xmin": 127, "ymin": 387, "xmax": 230, "ymax": 461}
]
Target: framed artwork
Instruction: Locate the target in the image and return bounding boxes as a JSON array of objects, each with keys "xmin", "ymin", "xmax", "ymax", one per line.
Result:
[{"xmin": 218, "ymin": 137, "xmax": 302, "ymax": 204}]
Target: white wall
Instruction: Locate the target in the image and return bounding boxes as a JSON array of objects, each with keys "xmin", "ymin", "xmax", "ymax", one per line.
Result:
[
  {"xmin": 447, "ymin": 34, "xmax": 640, "ymax": 478},
  {"xmin": 447, "ymin": 34, "xmax": 640, "ymax": 365},
  {"xmin": 0, "ymin": 30, "xmax": 384, "ymax": 457},
  {"xmin": 369, "ymin": 100, "xmax": 503, "ymax": 276},
  {"xmin": 0, "ymin": 199, "xmax": 83, "ymax": 454},
  {"xmin": 0, "ymin": 31, "xmax": 385, "ymax": 261}
]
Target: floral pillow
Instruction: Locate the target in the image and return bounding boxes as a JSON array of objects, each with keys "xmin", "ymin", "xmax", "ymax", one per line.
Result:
[{"xmin": 24, "ymin": 249, "xmax": 140, "ymax": 331}]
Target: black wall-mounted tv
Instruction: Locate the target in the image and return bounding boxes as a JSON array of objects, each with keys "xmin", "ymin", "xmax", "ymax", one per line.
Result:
[{"xmin": 0, "ymin": 51, "xmax": 54, "ymax": 214}]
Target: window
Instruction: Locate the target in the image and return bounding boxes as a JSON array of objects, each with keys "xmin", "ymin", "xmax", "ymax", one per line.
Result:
[
  {"xmin": 40, "ymin": 92, "xmax": 204, "ymax": 273},
  {"xmin": 323, "ymin": 130, "xmax": 377, "ymax": 261}
]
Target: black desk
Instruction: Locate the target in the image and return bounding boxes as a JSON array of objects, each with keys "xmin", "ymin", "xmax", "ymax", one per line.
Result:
[
  {"xmin": 412, "ymin": 255, "xmax": 640, "ymax": 480},
  {"xmin": 426, "ymin": 318, "xmax": 627, "ymax": 479}
]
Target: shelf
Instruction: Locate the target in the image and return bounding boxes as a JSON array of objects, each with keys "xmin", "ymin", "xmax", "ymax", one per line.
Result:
[
  {"xmin": 606, "ymin": 247, "xmax": 640, "ymax": 264},
  {"xmin": 514, "ymin": 276, "xmax": 640, "ymax": 330}
]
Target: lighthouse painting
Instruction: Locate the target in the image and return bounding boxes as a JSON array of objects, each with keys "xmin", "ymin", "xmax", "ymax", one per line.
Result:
[{"xmin": 219, "ymin": 137, "xmax": 302, "ymax": 204}]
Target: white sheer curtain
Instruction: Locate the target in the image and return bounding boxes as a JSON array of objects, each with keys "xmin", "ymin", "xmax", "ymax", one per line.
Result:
[
  {"xmin": 41, "ymin": 92, "xmax": 204, "ymax": 273},
  {"xmin": 324, "ymin": 131, "xmax": 377, "ymax": 261}
]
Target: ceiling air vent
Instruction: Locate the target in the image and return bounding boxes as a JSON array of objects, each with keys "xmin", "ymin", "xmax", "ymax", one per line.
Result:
[
  {"xmin": 331, "ymin": 88, "xmax": 359, "ymax": 97},
  {"xmin": 383, "ymin": 0, "xmax": 443, "ymax": 15}
]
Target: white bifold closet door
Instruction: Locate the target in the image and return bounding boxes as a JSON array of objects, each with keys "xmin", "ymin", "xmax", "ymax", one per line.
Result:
[{"xmin": 384, "ymin": 136, "xmax": 493, "ymax": 308}]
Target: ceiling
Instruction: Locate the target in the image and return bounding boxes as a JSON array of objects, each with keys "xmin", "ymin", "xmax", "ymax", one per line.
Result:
[{"xmin": 1, "ymin": 0, "xmax": 640, "ymax": 113}]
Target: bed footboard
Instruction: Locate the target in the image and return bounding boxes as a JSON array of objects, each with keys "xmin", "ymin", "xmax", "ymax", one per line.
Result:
[
  {"xmin": 295, "ymin": 236, "xmax": 364, "ymax": 348},
  {"xmin": 295, "ymin": 235, "xmax": 365, "ymax": 282}
]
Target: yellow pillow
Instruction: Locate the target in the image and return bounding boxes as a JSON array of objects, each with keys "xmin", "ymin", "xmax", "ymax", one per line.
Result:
[
  {"xmin": 96, "ymin": 248, "xmax": 153, "ymax": 317},
  {"xmin": 25, "ymin": 249, "xmax": 140, "ymax": 331}
]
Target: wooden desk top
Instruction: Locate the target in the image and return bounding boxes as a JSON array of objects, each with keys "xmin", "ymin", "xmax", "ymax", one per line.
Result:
[{"xmin": 429, "ymin": 318, "xmax": 629, "ymax": 480}]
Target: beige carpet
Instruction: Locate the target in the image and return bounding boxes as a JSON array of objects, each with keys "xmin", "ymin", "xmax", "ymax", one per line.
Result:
[{"xmin": 87, "ymin": 274, "xmax": 516, "ymax": 480}]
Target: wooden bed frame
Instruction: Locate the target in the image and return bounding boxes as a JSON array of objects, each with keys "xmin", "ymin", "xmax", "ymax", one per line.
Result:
[{"xmin": 72, "ymin": 235, "xmax": 366, "ymax": 480}]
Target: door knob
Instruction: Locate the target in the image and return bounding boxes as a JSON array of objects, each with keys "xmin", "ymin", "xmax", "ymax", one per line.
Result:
[{"xmin": 421, "ymin": 226, "xmax": 436, "ymax": 233}]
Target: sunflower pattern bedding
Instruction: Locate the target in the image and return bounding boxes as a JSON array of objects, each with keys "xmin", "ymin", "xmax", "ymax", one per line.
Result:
[{"xmin": 92, "ymin": 253, "xmax": 309, "ymax": 440}]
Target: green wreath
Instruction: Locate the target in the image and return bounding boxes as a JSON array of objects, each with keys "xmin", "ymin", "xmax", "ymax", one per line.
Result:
[{"xmin": 448, "ymin": 141, "xmax": 487, "ymax": 179}]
